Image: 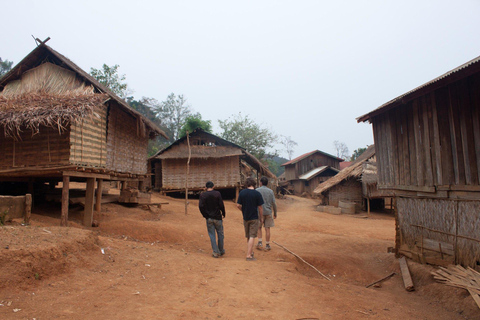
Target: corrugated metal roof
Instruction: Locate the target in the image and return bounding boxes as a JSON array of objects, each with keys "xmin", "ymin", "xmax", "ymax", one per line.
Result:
[
  {"xmin": 298, "ymin": 166, "xmax": 339, "ymax": 181},
  {"xmin": 357, "ymin": 54, "xmax": 480, "ymax": 122}
]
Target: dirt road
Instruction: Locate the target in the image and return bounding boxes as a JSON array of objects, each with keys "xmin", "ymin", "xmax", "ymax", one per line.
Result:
[{"xmin": 0, "ymin": 194, "xmax": 477, "ymax": 319}]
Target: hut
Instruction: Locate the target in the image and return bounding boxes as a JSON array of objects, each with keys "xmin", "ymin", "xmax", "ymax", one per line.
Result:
[
  {"xmin": 357, "ymin": 54, "xmax": 480, "ymax": 268},
  {"xmin": 281, "ymin": 150, "xmax": 343, "ymax": 196},
  {"xmin": 0, "ymin": 40, "xmax": 167, "ymax": 226},
  {"xmin": 313, "ymin": 145, "xmax": 393, "ymax": 213},
  {"xmin": 149, "ymin": 129, "xmax": 276, "ymax": 198}
]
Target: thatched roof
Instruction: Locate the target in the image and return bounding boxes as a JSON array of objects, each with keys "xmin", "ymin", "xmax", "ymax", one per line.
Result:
[
  {"xmin": 151, "ymin": 128, "xmax": 277, "ymax": 179},
  {"xmin": 0, "ymin": 43, "xmax": 167, "ymax": 139},
  {"xmin": 313, "ymin": 145, "xmax": 375, "ymax": 195}
]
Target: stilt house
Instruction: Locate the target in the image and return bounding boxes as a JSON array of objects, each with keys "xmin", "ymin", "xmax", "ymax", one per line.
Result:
[
  {"xmin": 149, "ymin": 129, "xmax": 276, "ymax": 197},
  {"xmin": 357, "ymin": 55, "xmax": 480, "ymax": 268},
  {"xmin": 0, "ymin": 41, "xmax": 167, "ymax": 226}
]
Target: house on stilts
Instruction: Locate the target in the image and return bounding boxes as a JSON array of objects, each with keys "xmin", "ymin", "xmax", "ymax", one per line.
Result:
[
  {"xmin": 0, "ymin": 40, "xmax": 168, "ymax": 226},
  {"xmin": 357, "ymin": 54, "xmax": 480, "ymax": 268}
]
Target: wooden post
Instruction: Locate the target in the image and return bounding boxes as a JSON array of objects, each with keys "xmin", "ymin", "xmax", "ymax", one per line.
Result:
[
  {"xmin": 84, "ymin": 178, "xmax": 96, "ymax": 227},
  {"xmin": 24, "ymin": 194, "xmax": 32, "ymax": 225},
  {"xmin": 235, "ymin": 184, "xmax": 240, "ymax": 203},
  {"xmin": 138, "ymin": 179, "xmax": 145, "ymax": 192},
  {"xmin": 61, "ymin": 175, "xmax": 70, "ymax": 227},
  {"xmin": 185, "ymin": 131, "xmax": 191, "ymax": 216},
  {"xmin": 367, "ymin": 197, "xmax": 370, "ymax": 217},
  {"xmin": 95, "ymin": 179, "xmax": 103, "ymax": 212}
]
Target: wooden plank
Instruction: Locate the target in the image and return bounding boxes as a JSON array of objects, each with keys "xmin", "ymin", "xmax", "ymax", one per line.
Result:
[
  {"xmin": 457, "ymin": 79, "xmax": 475, "ymax": 184},
  {"xmin": 83, "ymin": 178, "xmax": 96, "ymax": 227},
  {"xmin": 421, "ymin": 95, "xmax": 434, "ymax": 186},
  {"xmin": 399, "ymin": 256, "xmax": 415, "ymax": 291},
  {"xmin": 399, "ymin": 105, "xmax": 410, "ymax": 186},
  {"xmin": 63, "ymin": 170, "xmax": 110, "ymax": 180},
  {"xmin": 406, "ymin": 102, "xmax": 418, "ymax": 186},
  {"xmin": 95, "ymin": 179, "xmax": 103, "ymax": 212},
  {"xmin": 448, "ymin": 84, "xmax": 466, "ymax": 185},
  {"xmin": 392, "ymin": 109, "xmax": 402, "ymax": 185},
  {"xmin": 378, "ymin": 184, "xmax": 435, "ymax": 193},
  {"xmin": 415, "ymin": 237, "xmax": 454, "ymax": 256},
  {"xmin": 469, "ymin": 74, "xmax": 480, "ymax": 183},
  {"xmin": 430, "ymin": 92, "xmax": 443, "ymax": 185},
  {"xmin": 412, "ymin": 99, "xmax": 425, "ymax": 186},
  {"xmin": 61, "ymin": 175, "xmax": 69, "ymax": 227}
]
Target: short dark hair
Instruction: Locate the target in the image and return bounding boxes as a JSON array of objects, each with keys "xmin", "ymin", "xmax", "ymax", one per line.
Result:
[
  {"xmin": 245, "ymin": 177, "xmax": 256, "ymax": 188},
  {"xmin": 206, "ymin": 181, "xmax": 214, "ymax": 188},
  {"xmin": 260, "ymin": 177, "xmax": 268, "ymax": 186}
]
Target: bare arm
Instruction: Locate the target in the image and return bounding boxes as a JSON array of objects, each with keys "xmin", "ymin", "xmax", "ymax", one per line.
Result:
[
  {"xmin": 258, "ymin": 205, "xmax": 263, "ymax": 223},
  {"xmin": 236, "ymin": 204, "xmax": 242, "ymax": 211}
]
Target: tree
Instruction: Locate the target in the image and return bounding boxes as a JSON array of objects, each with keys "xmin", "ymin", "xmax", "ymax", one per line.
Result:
[
  {"xmin": 333, "ymin": 140, "xmax": 350, "ymax": 160},
  {"xmin": 90, "ymin": 64, "xmax": 130, "ymax": 98},
  {"xmin": 179, "ymin": 114, "xmax": 212, "ymax": 138},
  {"xmin": 218, "ymin": 113, "xmax": 277, "ymax": 160},
  {"xmin": 0, "ymin": 58, "xmax": 14, "ymax": 77},
  {"xmin": 153, "ymin": 93, "xmax": 194, "ymax": 142},
  {"xmin": 351, "ymin": 147, "xmax": 367, "ymax": 161},
  {"xmin": 280, "ymin": 135, "xmax": 298, "ymax": 160}
]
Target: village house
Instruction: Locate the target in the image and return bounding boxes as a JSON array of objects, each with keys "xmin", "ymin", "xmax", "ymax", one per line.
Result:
[
  {"xmin": 281, "ymin": 150, "xmax": 342, "ymax": 196},
  {"xmin": 0, "ymin": 41, "xmax": 167, "ymax": 226},
  {"xmin": 148, "ymin": 128, "xmax": 276, "ymax": 199},
  {"xmin": 357, "ymin": 54, "xmax": 480, "ymax": 268}
]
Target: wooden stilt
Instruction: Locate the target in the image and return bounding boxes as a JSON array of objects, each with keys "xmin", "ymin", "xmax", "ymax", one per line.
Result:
[
  {"xmin": 84, "ymin": 178, "xmax": 96, "ymax": 227},
  {"xmin": 95, "ymin": 179, "xmax": 103, "ymax": 212},
  {"xmin": 235, "ymin": 184, "xmax": 240, "ymax": 203},
  {"xmin": 367, "ymin": 197, "xmax": 370, "ymax": 217},
  {"xmin": 24, "ymin": 194, "xmax": 32, "ymax": 225},
  {"xmin": 61, "ymin": 175, "xmax": 70, "ymax": 226}
]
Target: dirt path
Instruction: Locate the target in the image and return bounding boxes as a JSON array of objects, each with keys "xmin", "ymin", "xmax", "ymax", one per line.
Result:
[{"xmin": 0, "ymin": 194, "xmax": 477, "ymax": 319}]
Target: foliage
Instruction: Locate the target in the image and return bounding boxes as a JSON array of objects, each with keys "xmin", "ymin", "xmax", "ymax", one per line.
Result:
[
  {"xmin": 333, "ymin": 140, "xmax": 350, "ymax": 160},
  {"xmin": 179, "ymin": 114, "xmax": 212, "ymax": 138},
  {"xmin": 0, "ymin": 57, "xmax": 14, "ymax": 78},
  {"xmin": 153, "ymin": 93, "xmax": 194, "ymax": 142},
  {"xmin": 218, "ymin": 113, "xmax": 277, "ymax": 160},
  {"xmin": 90, "ymin": 64, "xmax": 130, "ymax": 98},
  {"xmin": 280, "ymin": 135, "xmax": 298, "ymax": 160},
  {"xmin": 351, "ymin": 147, "xmax": 368, "ymax": 161}
]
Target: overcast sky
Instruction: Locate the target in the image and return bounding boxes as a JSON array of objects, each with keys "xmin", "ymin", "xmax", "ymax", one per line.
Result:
[{"xmin": 2, "ymin": 1, "xmax": 480, "ymax": 159}]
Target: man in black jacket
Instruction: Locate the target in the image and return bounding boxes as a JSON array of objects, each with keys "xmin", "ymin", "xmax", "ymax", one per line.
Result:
[{"xmin": 199, "ymin": 181, "xmax": 226, "ymax": 258}]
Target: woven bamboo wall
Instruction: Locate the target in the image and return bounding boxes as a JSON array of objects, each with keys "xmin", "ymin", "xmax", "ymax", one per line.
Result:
[
  {"xmin": 106, "ymin": 104, "xmax": 148, "ymax": 174},
  {"xmin": 398, "ymin": 197, "xmax": 480, "ymax": 267},
  {"xmin": 0, "ymin": 125, "xmax": 70, "ymax": 170},
  {"xmin": 326, "ymin": 178, "xmax": 363, "ymax": 209},
  {"xmin": 162, "ymin": 156, "xmax": 240, "ymax": 190},
  {"xmin": 69, "ymin": 104, "xmax": 107, "ymax": 168}
]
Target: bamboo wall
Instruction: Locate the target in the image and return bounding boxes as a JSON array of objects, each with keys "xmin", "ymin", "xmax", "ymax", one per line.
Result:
[
  {"xmin": 161, "ymin": 156, "xmax": 240, "ymax": 190},
  {"xmin": 70, "ymin": 104, "xmax": 107, "ymax": 168},
  {"xmin": 372, "ymin": 73, "xmax": 480, "ymax": 192},
  {"xmin": 0, "ymin": 125, "xmax": 70, "ymax": 170},
  {"xmin": 106, "ymin": 104, "xmax": 148, "ymax": 175},
  {"xmin": 326, "ymin": 178, "xmax": 363, "ymax": 210}
]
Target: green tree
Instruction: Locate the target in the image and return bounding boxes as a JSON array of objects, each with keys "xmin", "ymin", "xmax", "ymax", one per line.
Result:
[
  {"xmin": 179, "ymin": 114, "xmax": 212, "ymax": 138},
  {"xmin": 218, "ymin": 113, "xmax": 277, "ymax": 160},
  {"xmin": 90, "ymin": 64, "xmax": 130, "ymax": 98},
  {"xmin": 351, "ymin": 147, "xmax": 367, "ymax": 161},
  {"xmin": 0, "ymin": 58, "xmax": 14, "ymax": 77},
  {"xmin": 153, "ymin": 93, "xmax": 194, "ymax": 142}
]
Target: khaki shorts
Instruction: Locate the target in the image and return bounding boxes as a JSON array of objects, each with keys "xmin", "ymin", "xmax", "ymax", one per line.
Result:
[
  {"xmin": 261, "ymin": 214, "xmax": 275, "ymax": 228},
  {"xmin": 244, "ymin": 219, "xmax": 259, "ymax": 239}
]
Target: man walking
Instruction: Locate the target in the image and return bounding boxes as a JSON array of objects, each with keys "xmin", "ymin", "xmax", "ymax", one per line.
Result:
[
  {"xmin": 199, "ymin": 181, "xmax": 226, "ymax": 258},
  {"xmin": 256, "ymin": 177, "xmax": 277, "ymax": 251},
  {"xmin": 236, "ymin": 177, "xmax": 264, "ymax": 261}
]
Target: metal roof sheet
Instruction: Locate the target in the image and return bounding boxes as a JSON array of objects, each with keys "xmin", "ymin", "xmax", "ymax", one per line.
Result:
[{"xmin": 298, "ymin": 166, "xmax": 339, "ymax": 181}]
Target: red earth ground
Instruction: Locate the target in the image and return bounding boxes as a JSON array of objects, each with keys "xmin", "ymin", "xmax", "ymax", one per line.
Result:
[{"xmin": 0, "ymin": 192, "xmax": 478, "ymax": 319}]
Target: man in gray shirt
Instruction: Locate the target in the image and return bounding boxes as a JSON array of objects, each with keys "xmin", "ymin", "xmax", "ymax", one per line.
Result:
[{"xmin": 256, "ymin": 176, "xmax": 277, "ymax": 251}]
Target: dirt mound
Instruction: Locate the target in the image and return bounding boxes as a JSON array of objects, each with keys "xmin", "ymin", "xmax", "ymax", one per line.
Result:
[{"xmin": 0, "ymin": 226, "xmax": 98, "ymax": 290}]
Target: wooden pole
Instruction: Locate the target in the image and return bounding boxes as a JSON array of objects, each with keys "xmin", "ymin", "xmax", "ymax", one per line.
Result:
[
  {"xmin": 399, "ymin": 256, "xmax": 415, "ymax": 291},
  {"xmin": 365, "ymin": 272, "xmax": 396, "ymax": 288},
  {"xmin": 61, "ymin": 175, "xmax": 69, "ymax": 227},
  {"xmin": 367, "ymin": 197, "xmax": 370, "ymax": 218},
  {"xmin": 24, "ymin": 194, "xmax": 32, "ymax": 225},
  {"xmin": 84, "ymin": 178, "xmax": 96, "ymax": 227},
  {"xmin": 95, "ymin": 179, "xmax": 103, "ymax": 212},
  {"xmin": 185, "ymin": 131, "xmax": 191, "ymax": 216}
]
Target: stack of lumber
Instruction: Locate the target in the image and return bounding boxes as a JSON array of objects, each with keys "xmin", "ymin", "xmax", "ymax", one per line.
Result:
[
  {"xmin": 431, "ymin": 265, "xmax": 480, "ymax": 309},
  {"xmin": 119, "ymin": 189, "xmax": 151, "ymax": 204}
]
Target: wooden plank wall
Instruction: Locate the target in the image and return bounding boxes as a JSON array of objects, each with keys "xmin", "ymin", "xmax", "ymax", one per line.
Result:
[
  {"xmin": 106, "ymin": 104, "xmax": 148, "ymax": 175},
  {"xmin": 296, "ymin": 153, "xmax": 340, "ymax": 177},
  {"xmin": 0, "ymin": 126, "xmax": 70, "ymax": 170},
  {"xmin": 162, "ymin": 156, "xmax": 240, "ymax": 190},
  {"xmin": 372, "ymin": 73, "xmax": 480, "ymax": 191},
  {"xmin": 70, "ymin": 104, "xmax": 107, "ymax": 168}
]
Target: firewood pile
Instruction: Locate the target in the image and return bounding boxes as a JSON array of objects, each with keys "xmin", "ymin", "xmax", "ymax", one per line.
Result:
[{"xmin": 431, "ymin": 265, "xmax": 480, "ymax": 309}]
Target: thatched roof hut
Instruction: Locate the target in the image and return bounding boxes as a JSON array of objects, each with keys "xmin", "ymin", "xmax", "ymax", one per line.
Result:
[
  {"xmin": 0, "ymin": 42, "xmax": 167, "ymax": 226},
  {"xmin": 149, "ymin": 129, "xmax": 276, "ymax": 195}
]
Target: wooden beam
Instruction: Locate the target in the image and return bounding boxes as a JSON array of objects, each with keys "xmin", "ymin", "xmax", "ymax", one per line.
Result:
[
  {"xmin": 24, "ymin": 194, "xmax": 32, "ymax": 225},
  {"xmin": 83, "ymin": 178, "xmax": 96, "ymax": 227},
  {"xmin": 61, "ymin": 175, "xmax": 69, "ymax": 227},
  {"xmin": 63, "ymin": 170, "xmax": 110, "ymax": 180},
  {"xmin": 95, "ymin": 179, "xmax": 103, "ymax": 212},
  {"xmin": 378, "ymin": 184, "xmax": 436, "ymax": 193},
  {"xmin": 399, "ymin": 256, "xmax": 415, "ymax": 291}
]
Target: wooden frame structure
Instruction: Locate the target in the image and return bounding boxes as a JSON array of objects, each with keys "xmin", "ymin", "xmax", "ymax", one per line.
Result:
[
  {"xmin": 0, "ymin": 42, "xmax": 167, "ymax": 227},
  {"xmin": 357, "ymin": 54, "xmax": 480, "ymax": 267}
]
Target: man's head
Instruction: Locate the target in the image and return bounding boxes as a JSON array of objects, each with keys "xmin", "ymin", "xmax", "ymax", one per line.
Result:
[
  {"xmin": 244, "ymin": 177, "xmax": 256, "ymax": 188},
  {"xmin": 260, "ymin": 177, "xmax": 269, "ymax": 186},
  {"xmin": 206, "ymin": 181, "xmax": 214, "ymax": 189}
]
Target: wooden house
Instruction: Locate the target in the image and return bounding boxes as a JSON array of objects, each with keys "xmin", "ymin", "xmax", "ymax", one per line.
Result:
[
  {"xmin": 313, "ymin": 145, "xmax": 393, "ymax": 213},
  {"xmin": 357, "ymin": 55, "xmax": 480, "ymax": 268},
  {"xmin": 281, "ymin": 150, "xmax": 342, "ymax": 196},
  {"xmin": 0, "ymin": 41, "xmax": 167, "ymax": 226},
  {"xmin": 149, "ymin": 129, "xmax": 276, "ymax": 197}
]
